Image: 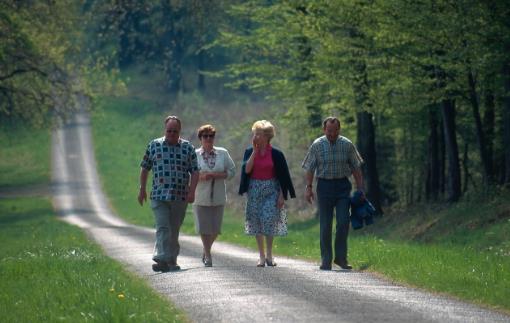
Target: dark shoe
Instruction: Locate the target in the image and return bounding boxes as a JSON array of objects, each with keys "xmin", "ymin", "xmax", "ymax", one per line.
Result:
[
  {"xmin": 167, "ymin": 264, "xmax": 181, "ymax": 271},
  {"xmin": 167, "ymin": 259, "xmax": 181, "ymax": 271},
  {"xmin": 265, "ymin": 258, "xmax": 277, "ymax": 267},
  {"xmin": 152, "ymin": 262, "xmax": 170, "ymax": 272},
  {"xmin": 202, "ymin": 253, "xmax": 206, "ymax": 264},
  {"xmin": 204, "ymin": 257, "xmax": 212, "ymax": 267},
  {"xmin": 334, "ymin": 259, "xmax": 352, "ymax": 270},
  {"xmin": 319, "ymin": 263, "xmax": 332, "ymax": 270}
]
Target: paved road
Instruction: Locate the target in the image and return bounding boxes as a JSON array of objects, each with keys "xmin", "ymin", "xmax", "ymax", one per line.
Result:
[{"xmin": 51, "ymin": 112, "xmax": 509, "ymax": 323}]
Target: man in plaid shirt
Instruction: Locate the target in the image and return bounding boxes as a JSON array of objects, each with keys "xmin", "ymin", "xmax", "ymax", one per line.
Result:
[
  {"xmin": 138, "ymin": 115, "xmax": 199, "ymax": 272},
  {"xmin": 302, "ymin": 116, "xmax": 364, "ymax": 270}
]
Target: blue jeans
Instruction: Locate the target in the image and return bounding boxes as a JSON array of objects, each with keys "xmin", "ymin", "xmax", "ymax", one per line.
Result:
[{"xmin": 317, "ymin": 178, "xmax": 351, "ymax": 265}]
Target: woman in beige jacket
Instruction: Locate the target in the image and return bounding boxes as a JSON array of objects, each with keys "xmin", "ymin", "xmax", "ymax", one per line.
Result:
[{"xmin": 193, "ymin": 124, "xmax": 236, "ymax": 267}]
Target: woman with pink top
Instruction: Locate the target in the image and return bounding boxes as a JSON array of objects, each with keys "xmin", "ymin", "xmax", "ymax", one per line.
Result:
[{"xmin": 238, "ymin": 120, "xmax": 296, "ymax": 267}]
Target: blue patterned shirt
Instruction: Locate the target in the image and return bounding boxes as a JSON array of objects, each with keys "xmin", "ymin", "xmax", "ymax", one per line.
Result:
[
  {"xmin": 302, "ymin": 135, "xmax": 363, "ymax": 179},
  {"xmin": 140, "ymin": 137, "xmax": 198, "ymax": 201}
]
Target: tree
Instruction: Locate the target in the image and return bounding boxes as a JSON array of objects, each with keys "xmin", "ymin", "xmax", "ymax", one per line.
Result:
[{"xmin": 0, "ymin": 1, "xmax": 84, "ymax": 127}]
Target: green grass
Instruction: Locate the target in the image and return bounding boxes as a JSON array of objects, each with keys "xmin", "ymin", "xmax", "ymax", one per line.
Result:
[
  {"xmin": 0, "ymin": 124, "xmax": 50, "ymax": 188},
  {"xmin": 0, "ymin": 197, "xmax": 187, "ymax": 322},
  {"xmin": 91, "ymin": 73, "xmax": 510, "ymax": 313}
]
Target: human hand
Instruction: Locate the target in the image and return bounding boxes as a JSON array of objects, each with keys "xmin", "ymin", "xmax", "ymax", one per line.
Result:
[
  {"xmin": 137, "ymin": 189, "xmax": 147, "ymax": 206},
  {"xmin": 252, "ymin": 135, "xmax": 259, "ymax": 150},
  {"xmin": 186, "ymin": 191, "xmax": 195, "ymax": 203},
  {"xmin": 357, "ymin": 189, "xmax": 366, "ymax": 202},
  {"xmin": 200, "ymin": 172, "xmax": 214, "ymax": 181},
  {"xmin": 277, "ymin": 194, "xmax": 285, "ymax": 209},
  {"xmin": 305, "ymin": 188, "xmax": 314, "ymax": 204}
]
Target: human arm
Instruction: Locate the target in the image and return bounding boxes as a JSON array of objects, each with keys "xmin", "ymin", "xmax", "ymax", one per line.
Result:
[
  {"xmin": 305, "ymin": 170, "xmax": 315, "ymax": 204},
  {"xmin": 352, "ymin": 168, "xmax": 364, "ymax": 192},
  {"xmin": 187, "ymin": 171, "xmax": 199, "ymax": 203},
  {"xmin": 277, "ymin": 189, "xmax": 285, "ymax": 209},
  {"xmin": 138, "ymin": 168, "xmax": 149, "ymax": 206},
  {"xmin": 200, "ymin": 171, "xmax": 228, "ymax": 181},
  {"xmin": 244, "ymin": 149, "xmax": 256, "ymax": 174}
]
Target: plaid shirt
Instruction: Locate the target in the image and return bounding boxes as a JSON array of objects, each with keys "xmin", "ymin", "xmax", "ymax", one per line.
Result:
[
  {"xmin": 140, "ymin": 137, "xmax": 198, "ymax": 201},
  {"xmin": 302, "ymin": 135, "xmax": 363, "ymax": 179}
]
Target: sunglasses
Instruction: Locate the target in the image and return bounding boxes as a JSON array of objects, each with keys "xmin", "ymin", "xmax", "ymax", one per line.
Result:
[{"xmin": 201, "ymin": 134, "xmax": 215, "ymax": 139}]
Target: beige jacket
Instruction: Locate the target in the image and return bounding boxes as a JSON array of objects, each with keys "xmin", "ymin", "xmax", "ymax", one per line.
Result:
[{"xmin": 194, "ymin": 146, "xmax": 236, "ymax": 206}]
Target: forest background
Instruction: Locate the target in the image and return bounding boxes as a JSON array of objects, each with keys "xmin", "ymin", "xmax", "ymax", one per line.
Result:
[{"xmin": 2, "ymin": 0, "xmax": 510, "ymax": 212}]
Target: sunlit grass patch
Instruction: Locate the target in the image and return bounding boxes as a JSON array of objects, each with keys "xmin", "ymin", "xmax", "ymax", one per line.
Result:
[
  {"xmin": 0, "ymin": 198, "xmax": 187, "ymax": 322},
  {"xmin": 0, "ymin": 124, "xmax": 50, "ymax": 187}
]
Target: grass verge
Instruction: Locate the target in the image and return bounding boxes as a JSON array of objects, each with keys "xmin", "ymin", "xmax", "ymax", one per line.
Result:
[
  {"xmin": 0, "ymin": 197, "xmax": 187, "ymax": 322},
  {"xmin": 91, "ymin": 78, "xmax": 510, "ymax": 313},
  {"xmin": 0, "ymin": 125, "xmax": 50, "ymax": 188}
]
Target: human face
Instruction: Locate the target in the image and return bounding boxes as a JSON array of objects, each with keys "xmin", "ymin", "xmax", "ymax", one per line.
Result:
[
  {"xmin": 252, "ymin": 129, "xmax": 268, "ymax": 148},
  {"xmin": 164, "ymin": 120, "xmax": 181, "ymax": 145},
  {"xmin": 200, "ymin": 132, "xmax": 215, "ymax": 150},
  {"xmin": 323, "ymin": 120, "xmax": 340, "ymax": 143}
]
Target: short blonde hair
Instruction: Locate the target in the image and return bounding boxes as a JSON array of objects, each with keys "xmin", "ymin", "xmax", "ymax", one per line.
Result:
[{"xmin": 251, "ymin": 120, "xmax": 275, "ymax": 141}]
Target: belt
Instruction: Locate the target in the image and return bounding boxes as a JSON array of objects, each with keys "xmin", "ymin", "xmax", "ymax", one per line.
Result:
[{"xmin": 317, "ymin": 177, "xmax": 347, "ymax": 181}]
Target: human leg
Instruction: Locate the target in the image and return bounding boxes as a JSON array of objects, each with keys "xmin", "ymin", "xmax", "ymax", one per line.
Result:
[
  {"xmin": 166, "ymin": 200, "xmax": 188, "ymax": 268},
  {"xmin": 265, "ymin": 235, "xmax": 277, "ymax": 266},
  {"xmin": 200, "ymin": 234, "xmax": 213, "ymax": 266},
  {"xmin": 317, "ymin": 181, "xmax": 335, "ymax": 267},
  {"xmin": 334, "ymin": 197, "xmax": 351, "ymax": 269},
  {"xmin": 151, "ymin": 200, "xmax": 172, "ymax": 266},
  {"xmin": 256, "ymin": 234, "xmax": 265, "ymax": 266}
]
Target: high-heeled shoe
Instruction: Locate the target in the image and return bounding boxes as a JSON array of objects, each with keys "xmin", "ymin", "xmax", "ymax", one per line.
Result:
[
  {"xmin": 266, "ymin": 258, "xmax": 277, "ymax": 267},
  {"xmin": 204, "ymin": 257, "xmax": 213, "ymax": 267}
]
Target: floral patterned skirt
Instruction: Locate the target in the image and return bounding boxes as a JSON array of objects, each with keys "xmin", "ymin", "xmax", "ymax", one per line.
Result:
[{"xmin": 245, "ymin": 178, "xmax": 287, "ymax": 236}]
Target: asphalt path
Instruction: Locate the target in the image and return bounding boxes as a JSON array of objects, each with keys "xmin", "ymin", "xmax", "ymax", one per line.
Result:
[{"xmin": 51, "ymin": 111, "xmax": 510, "ymax": 323}]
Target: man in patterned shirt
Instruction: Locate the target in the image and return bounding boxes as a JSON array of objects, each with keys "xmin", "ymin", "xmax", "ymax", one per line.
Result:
[
  {"xmin": 138, "ymin": 115, "xmax": 199, "ymax": 272},
  {"xmin": 302, "ymin": 116, "xmax": 364, "ymax": 271}
]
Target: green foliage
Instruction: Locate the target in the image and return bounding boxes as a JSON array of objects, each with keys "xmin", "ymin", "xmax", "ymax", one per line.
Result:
[
  {"xmin": 0, "ymin": 1, "xmax": 79, "ymax": 126},
  {"xmin": 215, "ymin": 0, "xmax": 510, "ymax": 203},
  {"xmin": 87, "ymin": 0, "xmax": 232, "ymax": 93},
  {"xmin": 0, "ymin": 1, "xmax": 125, "ymax": 128}
]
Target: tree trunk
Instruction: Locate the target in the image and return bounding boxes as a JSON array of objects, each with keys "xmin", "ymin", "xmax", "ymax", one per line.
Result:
[
  {"xmin": 356, "ymin": 111, "xmax": 383, "ymax": 213},
  {"xmin": 467, "ymin": 69, "xmax": 491, "ymax": 185},
  {"xmin": 441, "ymin": 99, "xmax": 461, "ymax": 202},
  {"xmin": 483, "ymin": 86, "xmax": 495, "ymax": 180},
  {"xmin": 426, "ymin": 105, "xmax": 440, "ymax": 200},
  {"xmin": 439, "ymin": 121, "xmax": 446, "ymax": 196},
  {"xmin": 503, "ymin": 62, "xmax": 510, "ymax": 184},
  {"xmin": 462, "ymin": 142, "xmax": 470, "ymax": 193},
  {"xmin": 161, "ymin": 2, "xmax": 183, "ymax": 95}
]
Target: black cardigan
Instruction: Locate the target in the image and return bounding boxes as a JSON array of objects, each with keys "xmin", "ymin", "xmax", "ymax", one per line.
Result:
[{"xmin": 238, "ymin": 146, "xmax": 296, "ymax": 200}]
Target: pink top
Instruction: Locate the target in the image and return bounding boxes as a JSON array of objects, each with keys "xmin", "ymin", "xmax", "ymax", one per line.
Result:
[{"xmin": 251, "ymin": 145, "xmax": 275, "ymax": 180}]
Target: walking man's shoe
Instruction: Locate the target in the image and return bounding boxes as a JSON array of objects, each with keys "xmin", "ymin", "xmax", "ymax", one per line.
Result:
[
  {"xmin": 167, "ymin": 259, "xmax": 181, "ymax": 271},
  {"xmin": 319, "ymin": 263, "xmax": 332, "ymax": 270},
  {"xmin": 334, "ymin": 259, "xmax": 352, "ymax": 270},
  {"xmin": 152, "ymin": 261, "xmax": 170, "ymax": 272}
]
